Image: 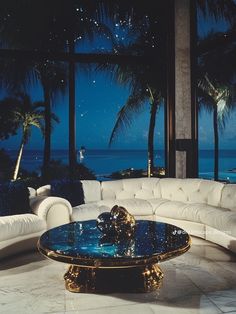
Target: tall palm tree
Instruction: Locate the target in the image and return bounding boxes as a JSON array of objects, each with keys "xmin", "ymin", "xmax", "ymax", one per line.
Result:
[
  {"xmin": 0, "ymin": 93, "xmax": 45, "ymax": 180},
  {"xmin": 197, "ymin": 17, "xmax": 236, "ymax": 181},
  {"xmin": 0, "ymin": 57, "xmax": 67, "ymax": 180},
  {"xmin": 99, "ymin": 17, "xmax": 166, "ymax": 177},
  {"xmin": 109, "ymin": 82, "xmax": 162, "ymax": 177},
  {"xmin": 35, "ymin": 61, "xmax": 67, "ymax": 180},
  {"xmin": 198, "ymin": 74, "xmax": 233, "ymax": 180},
  {"xmin": 104, "ymin": 0, "xmax": 236, "ymax": 178},
  {"xmin": 0, "ymin": 0, "xmax": 113, "ymax": 178},
  {"xmin": 1, "ymin": 0, "xmax": 236, "ymax": 181}
]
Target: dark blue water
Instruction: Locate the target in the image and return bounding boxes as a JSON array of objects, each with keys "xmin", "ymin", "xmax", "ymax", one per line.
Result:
[{"xmin": 5, "ymin": 149, "xmax": 236, "ymax": 182}]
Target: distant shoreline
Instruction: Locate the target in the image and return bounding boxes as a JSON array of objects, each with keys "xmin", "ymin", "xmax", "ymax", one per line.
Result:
[{"xmin": 2, "ymin": 148, "xmax": 236, "ymax": 183}]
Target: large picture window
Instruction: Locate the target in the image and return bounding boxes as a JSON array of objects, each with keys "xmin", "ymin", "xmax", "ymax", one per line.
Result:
[
  {"xmin": 197, "ymin": 2, "xmax": 236, "ymax": 183},
  {"xmin": 0, "ymin": 0, "xmax": 169, "ymax": 183}
]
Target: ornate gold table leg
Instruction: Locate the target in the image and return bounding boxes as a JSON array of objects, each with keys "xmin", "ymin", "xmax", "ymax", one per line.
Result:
[
  {"xmin": 64, "ymin": 265, "xmax": 96, "ymax": 293},
  {"xmin": 142, "ymin": 263, "xmax": 164, "ymax": 292},
  {"xmin": 64, "ymin": 263, "xmax": 163, "ymax": 293}
]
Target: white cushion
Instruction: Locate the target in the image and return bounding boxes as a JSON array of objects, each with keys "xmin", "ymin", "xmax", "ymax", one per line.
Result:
[
  {"xmin": 199, "ymin": 206, "xmax": 236, "ymax": 237},
  {"xmin": 72, "ymin": 198, "xmax": 154, "ymax": 219},
  {"xmin": 72, "ymin": 203, "xmax": 103, "ymax": 221},
  {"xmin": 97, "ymin": 198, "xmax": 153, "ymax": 216},
  {"xmin": 28, "ymin": 187, "xmax": 36, "ymax": 198},
  {"xmin": 101, "ymin": 178, "xmax": 161, "ymax": 200},
  {"xmin": 36, "ymin": 185, "xmax": 51, "ymax": 196},
  {"xmin": 220, "ymin": 184, "xmax": 236, "ymax": 212},
  {"xmin": 159, "ymin": 178, "xmax": 224, "ymax": 206},
  {"xmin": 81, "ymin": 180, "xmax": 101, "ymax": 203},
  {"xmin": 152, "ymin": 200, "xmax": 203, "ymax": 222},
  {"xmin": 146, "ymin": 198, "xmax": 170, "ymax": 210},
  {"xmin": 0, "ymin": 214, "xmax": 46, "ymax": 242},
  {"xmin": 205, "ymin": 226, "xmax": 236, "ymax": 253}
]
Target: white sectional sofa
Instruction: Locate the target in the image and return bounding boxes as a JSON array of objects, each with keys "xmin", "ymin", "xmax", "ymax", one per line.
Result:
[
  {"xmin": 0, "ymin": 189, "xmax": 72, "ymax": 260},
  {"xmin": 37, "ymin": 178, "xmax": 236, "ymax": 254}
]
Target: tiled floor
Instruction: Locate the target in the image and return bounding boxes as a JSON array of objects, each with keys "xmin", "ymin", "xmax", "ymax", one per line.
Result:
[{"xmin": 0, "ymin": 237, "xmax": 236, "ymax": 314}]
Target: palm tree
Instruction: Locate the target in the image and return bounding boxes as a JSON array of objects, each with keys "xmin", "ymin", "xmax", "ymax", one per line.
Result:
[
  {"xmin": 1, "ymin": 0, "xmax": 236, "ymax": 181},
  {"xmin": 0, "ymin": 93, "xmax": 45, "ymax": 180},
  {"xmin": 198, "ymin": 74, "xmax": 233, "ymax": 180},
  {"xmin": 109, "ymin": 82, "xmax": 162, "ymax": 177},
  {"xmin": 0, "ymin": 57, "xmax": 67, "ymax": 180},
  {"xmin": 197, "ymin": 14, "xmax": 236, "ymax": 180},
  {"xmin": 0, "ymin": 0, "xmax": 113, "ymax": 178},
  {"xmin": 35, "ymin": 61, "xmax": 67, "ymax": 180},
  {"xmin": 100, "ymin": 22, "xmax": 166, "ymax": 177}
]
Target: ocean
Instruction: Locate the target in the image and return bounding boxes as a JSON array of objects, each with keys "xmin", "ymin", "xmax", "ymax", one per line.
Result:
[{"xmin": 5, "ymin": 149, "xmax": 236, "ymax": 183}]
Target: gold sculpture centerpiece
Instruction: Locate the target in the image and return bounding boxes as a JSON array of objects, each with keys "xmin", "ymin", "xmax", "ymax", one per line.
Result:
[{"xmin": 96, "ymin": 205, "xmax": 136, "ymax": 241}]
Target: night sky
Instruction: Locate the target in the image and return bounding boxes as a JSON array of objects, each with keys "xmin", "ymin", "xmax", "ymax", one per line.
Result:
[{"xmin": 1, "ymin": 9, "xmax": 236, "ymax": 152}]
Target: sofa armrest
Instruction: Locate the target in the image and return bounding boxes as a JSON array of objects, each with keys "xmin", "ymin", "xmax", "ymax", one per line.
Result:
[{"xmin": 30, "ymin": 196, "xmax": 72, "ymax": 229}]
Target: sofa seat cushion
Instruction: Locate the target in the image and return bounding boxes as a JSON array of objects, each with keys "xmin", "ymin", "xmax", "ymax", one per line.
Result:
[
  {"xmin": 72, "ymin": 203, "xmax": 102, "ymax": 221},
  {"xmin": 97, "ymin": 198, "xmax": 153, "ymax": 216},
  {"xmin": 220, "ymin": 184, "xmax": 236, "ymax": 212},
  {"xmin": 72, "ymin": 198, "xmax": 154, "ymax": 221},
  {"xmin": 151, "ymin": 199, "xmax": 206, "ymax": 223},
  {"xmin": 0, "ymin": 214, "xmax": 46, "ymax": 242},
  {"xmin": 199, "ymin": 206, "xmax": 236, "ymax": 237}
]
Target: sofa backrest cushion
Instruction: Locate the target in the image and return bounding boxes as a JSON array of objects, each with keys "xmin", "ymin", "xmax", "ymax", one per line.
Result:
[
  {"xmin": 28, "ymin": 187, "xmax": 36, "ymax": 198},
  {"xmin": 81, "ymin": 180, "xmax": 101, "ymax": 203},
  {"xmin": 220, "ymin": 184, "xmax": 236, "ymax": 212},
  {"xmin": 0, "ymin": 181, "xmax": 31, "ymax": 216},
  {"xmin": 159, "ymin": 178, "xmax": 224, "ymax": 206},
  {"xmin": 37, "ymin": 185, "xmax": 51, "ymax": 196},
  {"xmin": 101, "ymin": 178, "xmax": 161, "ymax": 200}
]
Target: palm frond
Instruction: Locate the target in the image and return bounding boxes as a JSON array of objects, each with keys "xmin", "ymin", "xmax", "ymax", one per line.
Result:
[{"xmin": 109, "ymin": 91, "xmax": 148, "ymax": 146}]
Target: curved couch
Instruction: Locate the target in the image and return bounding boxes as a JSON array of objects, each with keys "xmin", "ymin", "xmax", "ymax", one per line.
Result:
[
  {"xmin": 37, "ymin": 177, "xmax": 236, "ymax": 254},
  {"xmin": 0, "ymin": 189, "xmax": 72, "ymax": 260}
]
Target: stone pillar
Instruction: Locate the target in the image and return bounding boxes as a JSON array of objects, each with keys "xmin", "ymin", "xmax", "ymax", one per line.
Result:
[{"xmin": 175, "ymin": 0, "xmax": 194, "ymax": 178}]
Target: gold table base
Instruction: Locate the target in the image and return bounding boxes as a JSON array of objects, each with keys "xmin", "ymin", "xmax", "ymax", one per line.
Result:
[{"xmin": 64, "ymin": 263, "xmax": 163, "ymax": 293}]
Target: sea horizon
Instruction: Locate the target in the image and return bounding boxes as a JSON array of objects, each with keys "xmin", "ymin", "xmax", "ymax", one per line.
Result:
[{"xmin": 4, "ymin": 148, "xmax": 236, "ymax": 183}]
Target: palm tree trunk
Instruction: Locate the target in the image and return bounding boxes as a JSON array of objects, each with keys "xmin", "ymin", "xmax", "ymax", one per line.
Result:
[
  {"xmin": 147, "ymin": 101, "xmax": 158, "ymax": 177},
  {"xmin": 13, "ymin": 139, "xmax": 24, "ymax": 180},
  {"xmin": 42, "ymin": 85, "xmax": 51, "ymax": 181},
  {"xmin": 213, "ymin": 105, "xmax": 219, "ymax": 181},
  {"xmin": 68, "ymin": 37, "xmax": 77, "ymax": 178}
]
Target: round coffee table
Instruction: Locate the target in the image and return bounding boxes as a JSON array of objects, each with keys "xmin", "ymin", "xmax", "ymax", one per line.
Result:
[{"xmin": 38, "ymin": 220, "xmax": 191, "ymax": 293}]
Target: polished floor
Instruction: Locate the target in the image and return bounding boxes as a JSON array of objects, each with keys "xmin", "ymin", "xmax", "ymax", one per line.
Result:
[{"xmin": 0, "ymin": 237, "xmax": 236, "ymax": 314}]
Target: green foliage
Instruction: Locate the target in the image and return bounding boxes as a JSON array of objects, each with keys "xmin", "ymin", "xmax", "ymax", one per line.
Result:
[
  {"xmin": 0, "ymin": 149, "xmax": 13, "ymax": 181},
  {"xmin": 42, "ymin": 160, "xmax": 96, "ymax": 184},
  {"xmin": 73, "ymin": 163, "xmax": 96, "ymax": 180},
  {"xmin": 0, "ymin": 97, "xmax": 20, "ymax": 140},
  {"xmin": 16, "ymin": 169, "xmax": 42, "ymax": 189},
  {"xmin": 0, "ymin": 149, "xmax": 42, "ymax": 187}
]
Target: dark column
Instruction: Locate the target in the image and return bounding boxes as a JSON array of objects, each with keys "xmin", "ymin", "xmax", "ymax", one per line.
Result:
[
  {"xmin": 165, "ymin": 0, "xmax": 176, "ymax": 178},
  {"xmin": 175, "ymin": 0, "xmax": 198, "ymax": 178}
]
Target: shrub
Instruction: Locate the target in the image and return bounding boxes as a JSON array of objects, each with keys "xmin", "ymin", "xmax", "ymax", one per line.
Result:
[
  {"xmin": 42, "ymin": 160, "xmax": 96, "ymax": 184},
  {"xmin": 0, "ymin": 149, "xmax": 13, "ymax": 182}
]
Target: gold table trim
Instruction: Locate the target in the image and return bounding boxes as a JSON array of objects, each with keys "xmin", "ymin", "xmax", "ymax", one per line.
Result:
[{"xmin": 37, "ymin": 222, "xmax": 191, "ymax": 293}]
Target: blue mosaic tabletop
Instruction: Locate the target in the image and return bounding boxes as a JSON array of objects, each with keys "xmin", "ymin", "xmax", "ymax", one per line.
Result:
[{"xmin": 38, "ymin": 220, "xmax": 190, "ymax": 265}]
